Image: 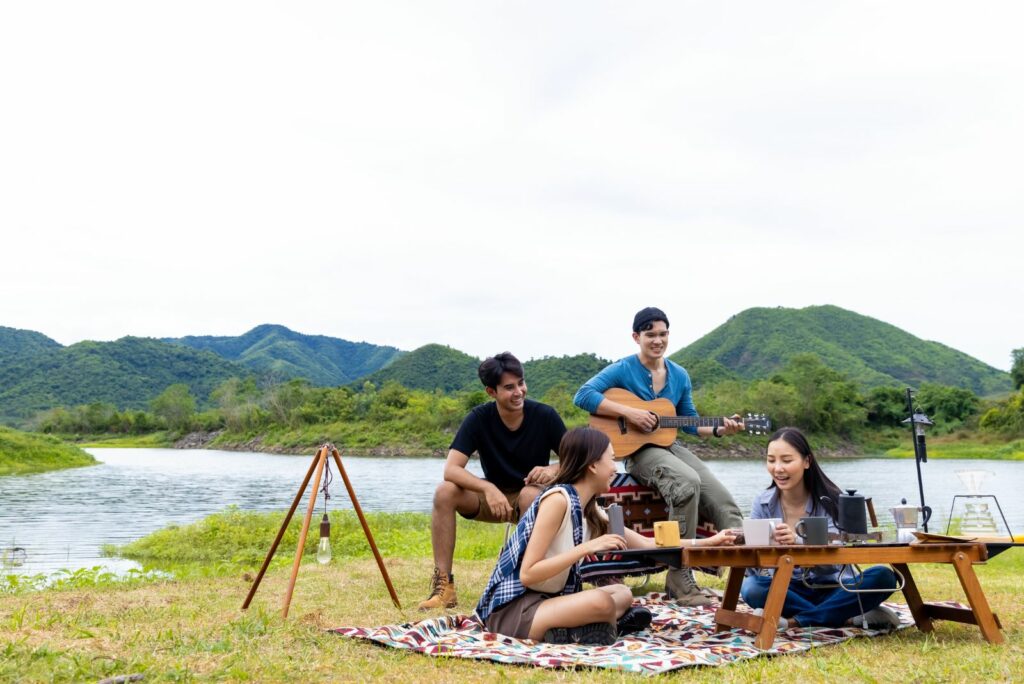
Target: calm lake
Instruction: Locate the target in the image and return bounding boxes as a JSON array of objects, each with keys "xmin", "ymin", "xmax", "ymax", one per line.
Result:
[{"xmin": 2, "ymin": 448, "xmax": 1022, "ymax": 576}]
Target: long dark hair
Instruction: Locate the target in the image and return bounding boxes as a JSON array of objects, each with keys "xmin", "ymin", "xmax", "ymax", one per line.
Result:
[
  {"xmin": 766, "ymin": 427, "xmax": 843, "ymax": 521},
  {"xmin": 554, "ymin": 427, "xmax": 610, "ymax": 536}
]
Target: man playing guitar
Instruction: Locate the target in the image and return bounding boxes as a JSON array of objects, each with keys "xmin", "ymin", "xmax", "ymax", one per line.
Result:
[{"xmin": 573, "ymin": 307, "xmax": 745, "ymax": 607}]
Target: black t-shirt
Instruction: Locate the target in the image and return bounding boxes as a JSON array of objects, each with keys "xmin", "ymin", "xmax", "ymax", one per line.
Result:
[{"xmin": 449, "ymin": 399, "xmax": 567, "ymax": 492}]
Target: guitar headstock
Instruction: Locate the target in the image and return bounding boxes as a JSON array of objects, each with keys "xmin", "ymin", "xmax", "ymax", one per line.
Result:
[{"xmin": 742, "ymin": 413, "xmax": 772, "ymax": 435}]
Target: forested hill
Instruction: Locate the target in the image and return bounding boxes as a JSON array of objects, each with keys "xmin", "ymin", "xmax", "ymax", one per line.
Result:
[
  {"xmin": 671, "ymin": 305, "xmax": 1012, "ymax": 396},
  {"xmin": 0, "ymin": 326, "xmax": 62, "ymax": 363},
  {"xmin": 354, "ymin": 344, "xmax": 479, "ymax": 392},
  {"xmin": 0, "ymin": 337, "xmax": 245, "ymax": 421},
  {"xmin": 521, "ymin": 354, "xmax": 611, "ymax": 399},
  {"xmin": 165, "ymin": 324, "xmax": 403, "ymax": 386}
]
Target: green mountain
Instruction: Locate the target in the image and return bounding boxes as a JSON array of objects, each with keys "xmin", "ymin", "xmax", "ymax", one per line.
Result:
[
  {"xmin": 0, "ymin": 337, "xmax": 246, "ymax": 421},
  {"xmin": 0, "ymin": 326, "xmax": 62, "ymax": 364},
  {"xmin": 671, "ymin": 305, "xmax": 1012, "ymax": 395},
  {"xmin": 522, "ymin": 353, "xmax": 611, "ymax": 398},
  {"xmin": 166, "ymin": 324, "xmax": 403, "ymax": 386},
  {"xmin": 355, "ymin": 344, "xmax": 480, "ymax": 392},
  {"xmin": 353, "ymin": 349, "xmax": 612, "ymax": 398}
]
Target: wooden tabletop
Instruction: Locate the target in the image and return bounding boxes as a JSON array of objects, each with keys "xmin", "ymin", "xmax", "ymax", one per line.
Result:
[{"xmin": 682, "ymin": 541, "xmax": 989, "ymax": 567}]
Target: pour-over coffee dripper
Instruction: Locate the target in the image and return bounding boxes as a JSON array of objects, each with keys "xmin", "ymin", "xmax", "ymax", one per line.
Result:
[{"xmin": 947, "ymin": 469, "xmax": 1010, "ymax": 538}]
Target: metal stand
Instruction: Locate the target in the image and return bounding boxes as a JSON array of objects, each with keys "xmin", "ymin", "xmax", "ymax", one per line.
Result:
[
  {"xmin": 905, "ymin": 388, "xmax": 932, "ymax": 532},
  {"xmin": 241, "ymin": 443, "xmax": 402, "ymax": 617},
  {"xmin": 837, "ymin": 531, "xmax": 884, "ymax": 545}
]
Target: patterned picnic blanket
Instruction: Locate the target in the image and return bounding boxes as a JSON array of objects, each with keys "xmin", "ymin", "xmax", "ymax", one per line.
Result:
[{"xmin": 331, "ymin": 593, "xmax": 916, "ymax": 674}]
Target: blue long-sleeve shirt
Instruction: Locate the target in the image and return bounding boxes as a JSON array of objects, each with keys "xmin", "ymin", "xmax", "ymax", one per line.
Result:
[
  {"xmin": 573, "ymin": 355, "xmax": 699, "ymax": 435},
  {"xmin": 747, "ymin": 487, "xmax": 841, "ymax": 583}
]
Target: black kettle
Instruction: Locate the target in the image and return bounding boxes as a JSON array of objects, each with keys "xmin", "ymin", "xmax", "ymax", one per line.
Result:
[{"xmin": 821, "ymin": 489, "xmax": 878, "ymax": 535}]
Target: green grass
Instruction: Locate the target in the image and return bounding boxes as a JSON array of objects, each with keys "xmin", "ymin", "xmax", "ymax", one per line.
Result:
[
  {"xmin": 1, "ymin": 542, "xmax": 1021, "ymax": 681},
  {"xmin": 884, "ymin": 438, "xmax": 1024, "ymax": 460},
  {"xmin": 108, "ymin": 508, "xmax": 506, "ymax": 567},
  {"xmin": 0, "ymin": 426, "xmax": 98, "ymax": 476},
  {"xmin": 76, "ymin": 432, "xmax": 175, "ymax": 448}
]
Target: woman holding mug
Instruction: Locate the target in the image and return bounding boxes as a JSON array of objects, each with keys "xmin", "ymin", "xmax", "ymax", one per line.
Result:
[
  {"xmin": 741, "ymin": 427, "xmax": 900, "ymax": 630},
  {"xmin": 475, "ymin": 427, "xmax": 737, "ymax": 644}
]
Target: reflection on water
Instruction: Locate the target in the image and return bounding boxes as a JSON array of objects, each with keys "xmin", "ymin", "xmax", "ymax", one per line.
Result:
[{"xmin": 0, "ymin": 448, "xmax": 1021, "ymax": 576}]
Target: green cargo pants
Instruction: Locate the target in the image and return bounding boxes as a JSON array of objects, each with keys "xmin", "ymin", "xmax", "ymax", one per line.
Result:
[{"xmin": 624, "ymin": 441, "xmax": 742, "ymax": 539}]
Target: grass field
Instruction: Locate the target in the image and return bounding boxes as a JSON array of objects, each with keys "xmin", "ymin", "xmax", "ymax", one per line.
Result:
[
  {"xmin": 0, "ymin": 426, "xmax": 97, "ymax": 476},
  {"xmin": 2, "ymin": 512, "xmax": 1022, "ymax": 682},
  {"xmin": 884, "ymin": 437, "xmax": 1024, "ymax": 460}
]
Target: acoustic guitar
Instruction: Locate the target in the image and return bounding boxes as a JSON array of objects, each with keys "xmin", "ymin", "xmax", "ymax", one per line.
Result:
[{"xmin": 588, "ymin": 388, "xmax": 772, "ymax": 459}]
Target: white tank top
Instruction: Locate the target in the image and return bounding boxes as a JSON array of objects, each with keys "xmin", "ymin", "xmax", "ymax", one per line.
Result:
[{"xmin": 523, "ymin": 487, "xmax": 599, "ymax": 593}]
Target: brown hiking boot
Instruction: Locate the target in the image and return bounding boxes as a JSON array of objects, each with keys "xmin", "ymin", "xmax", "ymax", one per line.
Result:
[
  {"xmin": 417, "ymin": 568, "xmax": 457, "ymax": 611},
  {"xmin": 665, "ymin": 567, "xmax": 713, "ymax": 607}
]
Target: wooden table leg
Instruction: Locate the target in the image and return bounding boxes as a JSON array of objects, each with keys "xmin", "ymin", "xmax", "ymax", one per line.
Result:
[
  {"xmin": 892, "ymin": 563, "xmax": 933, "ymax": 634},
  {"xmin": 716, "ymin": 566, "xmax": 745, "ymax": 632},
  {"xmin": 755, "ymin": 555, "xmax": 794, "ymax": 650},
  {"xmin": 950, "ymin": 551, "xmax": 1004, "ymax": 644}
]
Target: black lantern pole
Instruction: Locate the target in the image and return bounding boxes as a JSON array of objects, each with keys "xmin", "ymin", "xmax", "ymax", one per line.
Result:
[{"xmin": 902, "ymin": 387, "xmax": 934, "ymax": 532}]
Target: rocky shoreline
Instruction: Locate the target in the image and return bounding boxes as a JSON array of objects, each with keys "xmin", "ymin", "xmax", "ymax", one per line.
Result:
[{"xmin": 172, "ymin": 430, "xmax": 864, "ymax": 460}]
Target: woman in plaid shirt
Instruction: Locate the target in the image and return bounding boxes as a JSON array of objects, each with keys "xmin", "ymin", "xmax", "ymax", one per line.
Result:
[{"xmin": 475, "ymin": 427, "xmax": 737, "ymax": 644}]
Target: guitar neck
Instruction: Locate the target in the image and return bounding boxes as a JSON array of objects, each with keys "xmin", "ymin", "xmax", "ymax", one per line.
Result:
[{"xmin": 658, "ymin": 416, "xmax": 727, "ymax": 429}]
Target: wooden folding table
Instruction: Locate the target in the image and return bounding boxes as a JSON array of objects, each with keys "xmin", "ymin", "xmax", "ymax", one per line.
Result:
[{"xmin": 681, "ymin": 542, "xmax": 1004, "ymax": 649}]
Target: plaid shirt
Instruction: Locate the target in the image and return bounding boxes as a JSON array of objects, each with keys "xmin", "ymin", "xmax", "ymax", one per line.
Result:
[{"xmin": 474, "ymin": 484, "xmax": 584, "ymax": 622}]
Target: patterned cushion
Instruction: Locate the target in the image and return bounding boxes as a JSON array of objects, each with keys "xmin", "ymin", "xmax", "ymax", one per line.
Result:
[{"xmin": 600, "ymin": 473, "xmax": 719, "ymax": 539}]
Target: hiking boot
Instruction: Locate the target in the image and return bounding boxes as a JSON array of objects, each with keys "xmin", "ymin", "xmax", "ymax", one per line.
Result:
[
  {"xmin": 542, "ymin": 627, "xmax": 572, "ymax": 644},
  {"xmin": 543, "ymin": 622, "xmax": 617, "ymax": 645},
  {"xmin": 665, "ymin": 567, "xmax": 713, "ymax": 607},
  {"xmin": 417, "ymin": 568, "xmax": 457, "ymax": 611},
  {"xmin": 616, "ymin": 607, "xmax": 653, "ymax": 635},
  {"xmin": 572, "ymin": 621, "xmax": 618, "ymax": 645}
]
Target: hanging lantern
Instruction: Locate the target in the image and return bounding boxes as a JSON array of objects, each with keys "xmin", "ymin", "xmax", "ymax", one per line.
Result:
[
  {"xmin": 316, "ymin": 513, "xmax": 332, "ymax": 564},
  {"xmin": 316, "ymin": 459, "xmax": 333, "ymax": 564}
]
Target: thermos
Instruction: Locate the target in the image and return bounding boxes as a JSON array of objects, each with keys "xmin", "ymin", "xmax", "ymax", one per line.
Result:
[{"xmin": 608, "ymin": 503, "xmax": 625, "ymax": 537}]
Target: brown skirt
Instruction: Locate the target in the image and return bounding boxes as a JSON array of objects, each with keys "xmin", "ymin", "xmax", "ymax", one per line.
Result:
[{"xmin": 483, "ymin": 591, "xmax": 552, "ymax": 639}]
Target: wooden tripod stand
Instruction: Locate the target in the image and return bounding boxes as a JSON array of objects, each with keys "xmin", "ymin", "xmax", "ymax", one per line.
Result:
[{"xmin": 241, "ymin": 443, "xmax": 402, "ymax": 617}]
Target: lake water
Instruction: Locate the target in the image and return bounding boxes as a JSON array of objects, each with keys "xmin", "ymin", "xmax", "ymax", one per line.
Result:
[{"xmin": 1, "ymin": 448, "xmax": 1022, "ymax": 576}]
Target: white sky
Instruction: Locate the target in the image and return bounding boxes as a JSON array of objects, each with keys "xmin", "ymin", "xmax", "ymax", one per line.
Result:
[{"xmin": 2, "ymin": 2, "xmax": 1021, "ymax": 371}]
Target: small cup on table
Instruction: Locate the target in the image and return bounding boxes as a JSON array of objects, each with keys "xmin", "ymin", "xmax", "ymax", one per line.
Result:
[
  {"xmin": 653, "ymin": 520, "xmax": 681, "ymax": 547},
  {"xmin": 795, "ymin": 516, "xmax": 829, "ymax": 545}
]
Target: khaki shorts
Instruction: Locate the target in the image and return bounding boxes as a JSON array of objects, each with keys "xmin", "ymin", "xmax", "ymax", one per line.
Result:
[
  {"xmin": 484, "ymin": 590, "xmax": 549, "ymax": 639},
  {"xmin": 461, "ymin": 489, "xmax": 523, "ymax": 524}
]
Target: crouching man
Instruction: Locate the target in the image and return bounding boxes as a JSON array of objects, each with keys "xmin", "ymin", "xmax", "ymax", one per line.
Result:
[{"xmin": 418, "ymin": 352, "xmax": 567, "ymax": 610}]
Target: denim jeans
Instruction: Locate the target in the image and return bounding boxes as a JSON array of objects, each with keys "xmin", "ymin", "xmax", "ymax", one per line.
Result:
[{"xmin": 740, "ymin": 565, "xmax": 899, "ymax": 627}]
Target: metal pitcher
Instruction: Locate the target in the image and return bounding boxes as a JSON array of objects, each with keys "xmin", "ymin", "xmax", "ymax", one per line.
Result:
[{"xmin": 821, "ymin": 489, "xmax": 877, "ymax": 535}]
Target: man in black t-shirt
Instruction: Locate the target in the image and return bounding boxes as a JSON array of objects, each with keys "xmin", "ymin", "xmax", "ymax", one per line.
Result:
[{"xmin": 417, "ymin": 351, "xmax": 566, "ymax": 611}]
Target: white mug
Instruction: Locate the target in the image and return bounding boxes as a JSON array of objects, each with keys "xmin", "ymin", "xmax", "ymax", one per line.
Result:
[{"xmin": 742, "ymin": 518, "xmax": 777, "ymax": 546}]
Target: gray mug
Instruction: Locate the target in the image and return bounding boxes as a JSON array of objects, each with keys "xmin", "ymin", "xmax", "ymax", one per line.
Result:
[{"xmin": 795, "ymin": 516, "xmax": 829, "ymax": 545}]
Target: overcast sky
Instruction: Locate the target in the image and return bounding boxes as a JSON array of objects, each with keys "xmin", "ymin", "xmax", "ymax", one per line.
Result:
[{"xmin": 2, "ymin": 2, "xmax": 1021, "ymax": 371}]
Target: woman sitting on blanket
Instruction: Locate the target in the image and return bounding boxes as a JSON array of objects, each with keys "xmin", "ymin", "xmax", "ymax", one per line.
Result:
[
  {"xmin": 741, "ymin": 427, "xmax": 900, "ymax": 630},
  {"xmin": 475, "ymin": 427, "xmax": 738, "ymax": 645}
]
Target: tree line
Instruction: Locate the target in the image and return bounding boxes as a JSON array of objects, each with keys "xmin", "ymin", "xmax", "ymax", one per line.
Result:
[{"xmin": 35, "ymin": 351, "xmax": 1024, "ymax": 447}]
